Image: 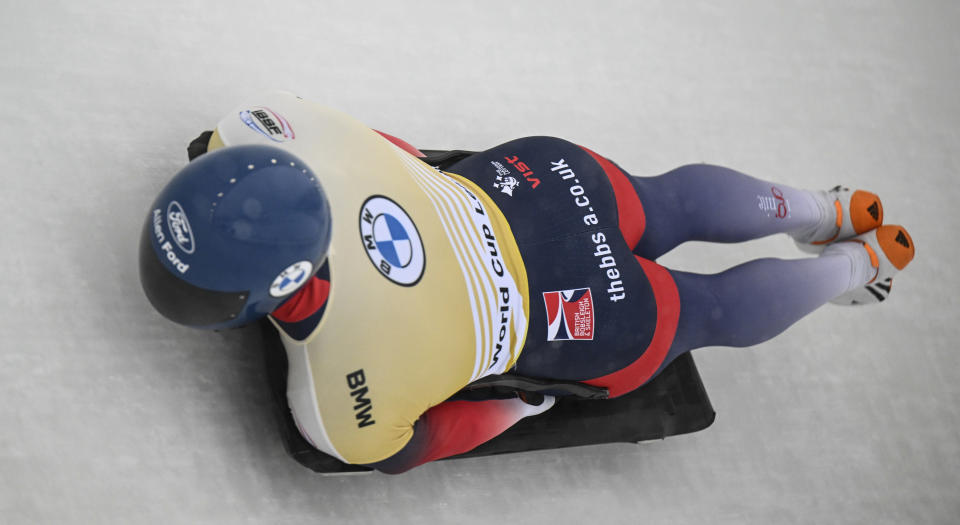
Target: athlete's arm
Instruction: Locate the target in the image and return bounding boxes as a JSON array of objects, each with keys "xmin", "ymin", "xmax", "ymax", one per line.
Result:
[
  {"xmin": 373, "ymin": 130, "xmax": 425, "ymax": 157},
  {"xmin": 367, "ymin": 395, "xmax": 555, "ymax": 474}
]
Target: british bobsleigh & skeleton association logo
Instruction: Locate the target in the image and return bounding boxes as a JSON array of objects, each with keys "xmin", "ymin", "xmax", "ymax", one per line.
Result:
[
  {"xmin": 358, "ymin": 196, "xmax": 425, "ymax": 286},
  {"xmin": 543, "ymin": 287, "xmax": 594, "ymax": 341},
  {"xmin": 238, "ymin": 106, "xmax": 295, "ymax": 142}
]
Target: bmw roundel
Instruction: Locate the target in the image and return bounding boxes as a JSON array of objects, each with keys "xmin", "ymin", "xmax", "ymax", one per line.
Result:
[
  {"xmin": 269, "ymin": 260, "xmax": 313, "ymax": 298},
  {"xmin": 358, "ymin": 196, "xmax": 425, "ymax": 286}
]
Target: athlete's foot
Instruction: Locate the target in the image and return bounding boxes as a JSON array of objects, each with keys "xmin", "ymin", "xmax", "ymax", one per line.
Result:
[
  {"xmin": 792, "ymin": 186, "xmax": 884, "ymax": 253},
  {"xmin": 824, "ymin": 224, "xmax": 915, "ymax": 305}
]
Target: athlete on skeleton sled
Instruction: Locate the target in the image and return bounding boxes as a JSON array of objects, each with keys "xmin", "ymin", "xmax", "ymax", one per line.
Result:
[{"xmin": 140, "ymin": 92, "xmax": 913, "ymax": 473}]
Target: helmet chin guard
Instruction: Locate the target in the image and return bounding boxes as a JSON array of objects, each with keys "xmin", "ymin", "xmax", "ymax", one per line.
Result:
[{"xmin": 139, "ymin": 144, "xmax": 332, "ymax": 330}]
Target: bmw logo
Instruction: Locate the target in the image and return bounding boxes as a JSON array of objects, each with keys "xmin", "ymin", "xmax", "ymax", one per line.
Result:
[
  {"xmin": 269, "ymin": 260, "xmax": 314, "ymax": 297},
  {"xmin": 358, "ymin": 196, "xmax": 425, "ymax": 286}
]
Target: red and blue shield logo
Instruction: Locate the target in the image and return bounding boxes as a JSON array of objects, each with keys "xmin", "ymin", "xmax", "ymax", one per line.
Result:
[{"xmin": 543, "ymin": 288, "xmax": 594, "ymax": 341}]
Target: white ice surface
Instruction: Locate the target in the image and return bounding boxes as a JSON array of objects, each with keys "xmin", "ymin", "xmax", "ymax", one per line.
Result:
[{"xmin": 2, "ymin": 1, "xmax": 958, "ymax": 523}]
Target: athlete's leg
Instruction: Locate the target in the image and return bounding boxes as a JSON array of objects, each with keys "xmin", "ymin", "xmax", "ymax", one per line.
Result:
[
  {"xmin": 652, "ymin": 243, "xmax": 875, "ymax": 375},
  {"xmin": 630, "ymin": 164, "xmax": 828, "ymax": 260}
]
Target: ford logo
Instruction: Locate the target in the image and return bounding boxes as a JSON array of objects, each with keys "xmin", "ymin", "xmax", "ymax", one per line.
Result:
[{"xmin": 166, "ymin": 201, "xmax": 195, "ymax": 254}]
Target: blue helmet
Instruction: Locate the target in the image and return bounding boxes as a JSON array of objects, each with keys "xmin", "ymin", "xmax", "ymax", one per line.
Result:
[{"xmin": 139, "ymin": 144, "xmax": 332, "ymax": 329}]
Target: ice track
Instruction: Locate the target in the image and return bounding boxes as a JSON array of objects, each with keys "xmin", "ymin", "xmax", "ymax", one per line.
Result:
[{"xmin": 1, "ymin": 1, "xmax": 958, "ymax": 523}]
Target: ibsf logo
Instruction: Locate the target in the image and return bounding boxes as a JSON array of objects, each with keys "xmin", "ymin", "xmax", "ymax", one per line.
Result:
[
  {"xmin": 358, "ymin": 196, "xmax": 425, "ymax": 286},
  {"xmin": 166, "ymin": 201, "xmax": 195, "ymax": 254},
  {"xmin": 543, "ymin": 288, "xmax": 594, "ymax": 341},
  {"xmin": 238, "ymin": 106, "xmax": 295, "ymax": 142}
]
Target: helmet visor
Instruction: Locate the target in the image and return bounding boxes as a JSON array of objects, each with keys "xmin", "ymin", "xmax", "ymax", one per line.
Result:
[{"xmin": 139, "ymin": 221, "xmax": 249, "ymax": 327}]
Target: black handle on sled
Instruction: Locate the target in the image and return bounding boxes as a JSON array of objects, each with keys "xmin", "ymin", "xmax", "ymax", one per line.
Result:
[
  {"xmin": 461, "ymin": 374, "xmax": 610, "ymax": 400},
  {"xmin": 417, "ymin": 149, "xmax": 478, "ymax": 170}
]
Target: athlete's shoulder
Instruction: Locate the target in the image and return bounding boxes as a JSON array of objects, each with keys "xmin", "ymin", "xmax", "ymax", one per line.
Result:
[{"xmin": 211, "ymin": 91, "xmax": 373, "ymax": 147}]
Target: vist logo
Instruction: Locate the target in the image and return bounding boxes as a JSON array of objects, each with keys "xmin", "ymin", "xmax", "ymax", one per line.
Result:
[
  {"xmin": 504, "ymin": 155, "xmax": 541, "ymax": 189},
  {"xmin": 166, "ymin": 201, "xmax": 195, "ymax": 254},
  {"xmin": 238, "ymin": 106, "xmax": 295, "ymax": 142},
  {"xmin": 269, "ymin": 261, "xmax": 313, "ymax": 297},
  {"xmin": 359, "ymin": 196, "xmax": 425, "ymax": 286},
  {"xmin": 543, "ymin": 288, "xmax": 594, "ymax": 341}
]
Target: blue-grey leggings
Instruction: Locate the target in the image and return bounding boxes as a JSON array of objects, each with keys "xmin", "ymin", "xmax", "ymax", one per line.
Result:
[{"xmin": 633, "ymin": 163, "xmax": 853, "ymax": 375}]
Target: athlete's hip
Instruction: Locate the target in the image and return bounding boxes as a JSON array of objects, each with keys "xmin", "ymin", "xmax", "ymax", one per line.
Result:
[{"xmin": 446, "ymin": 136, "xmax": 670, "ymax": 383}]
